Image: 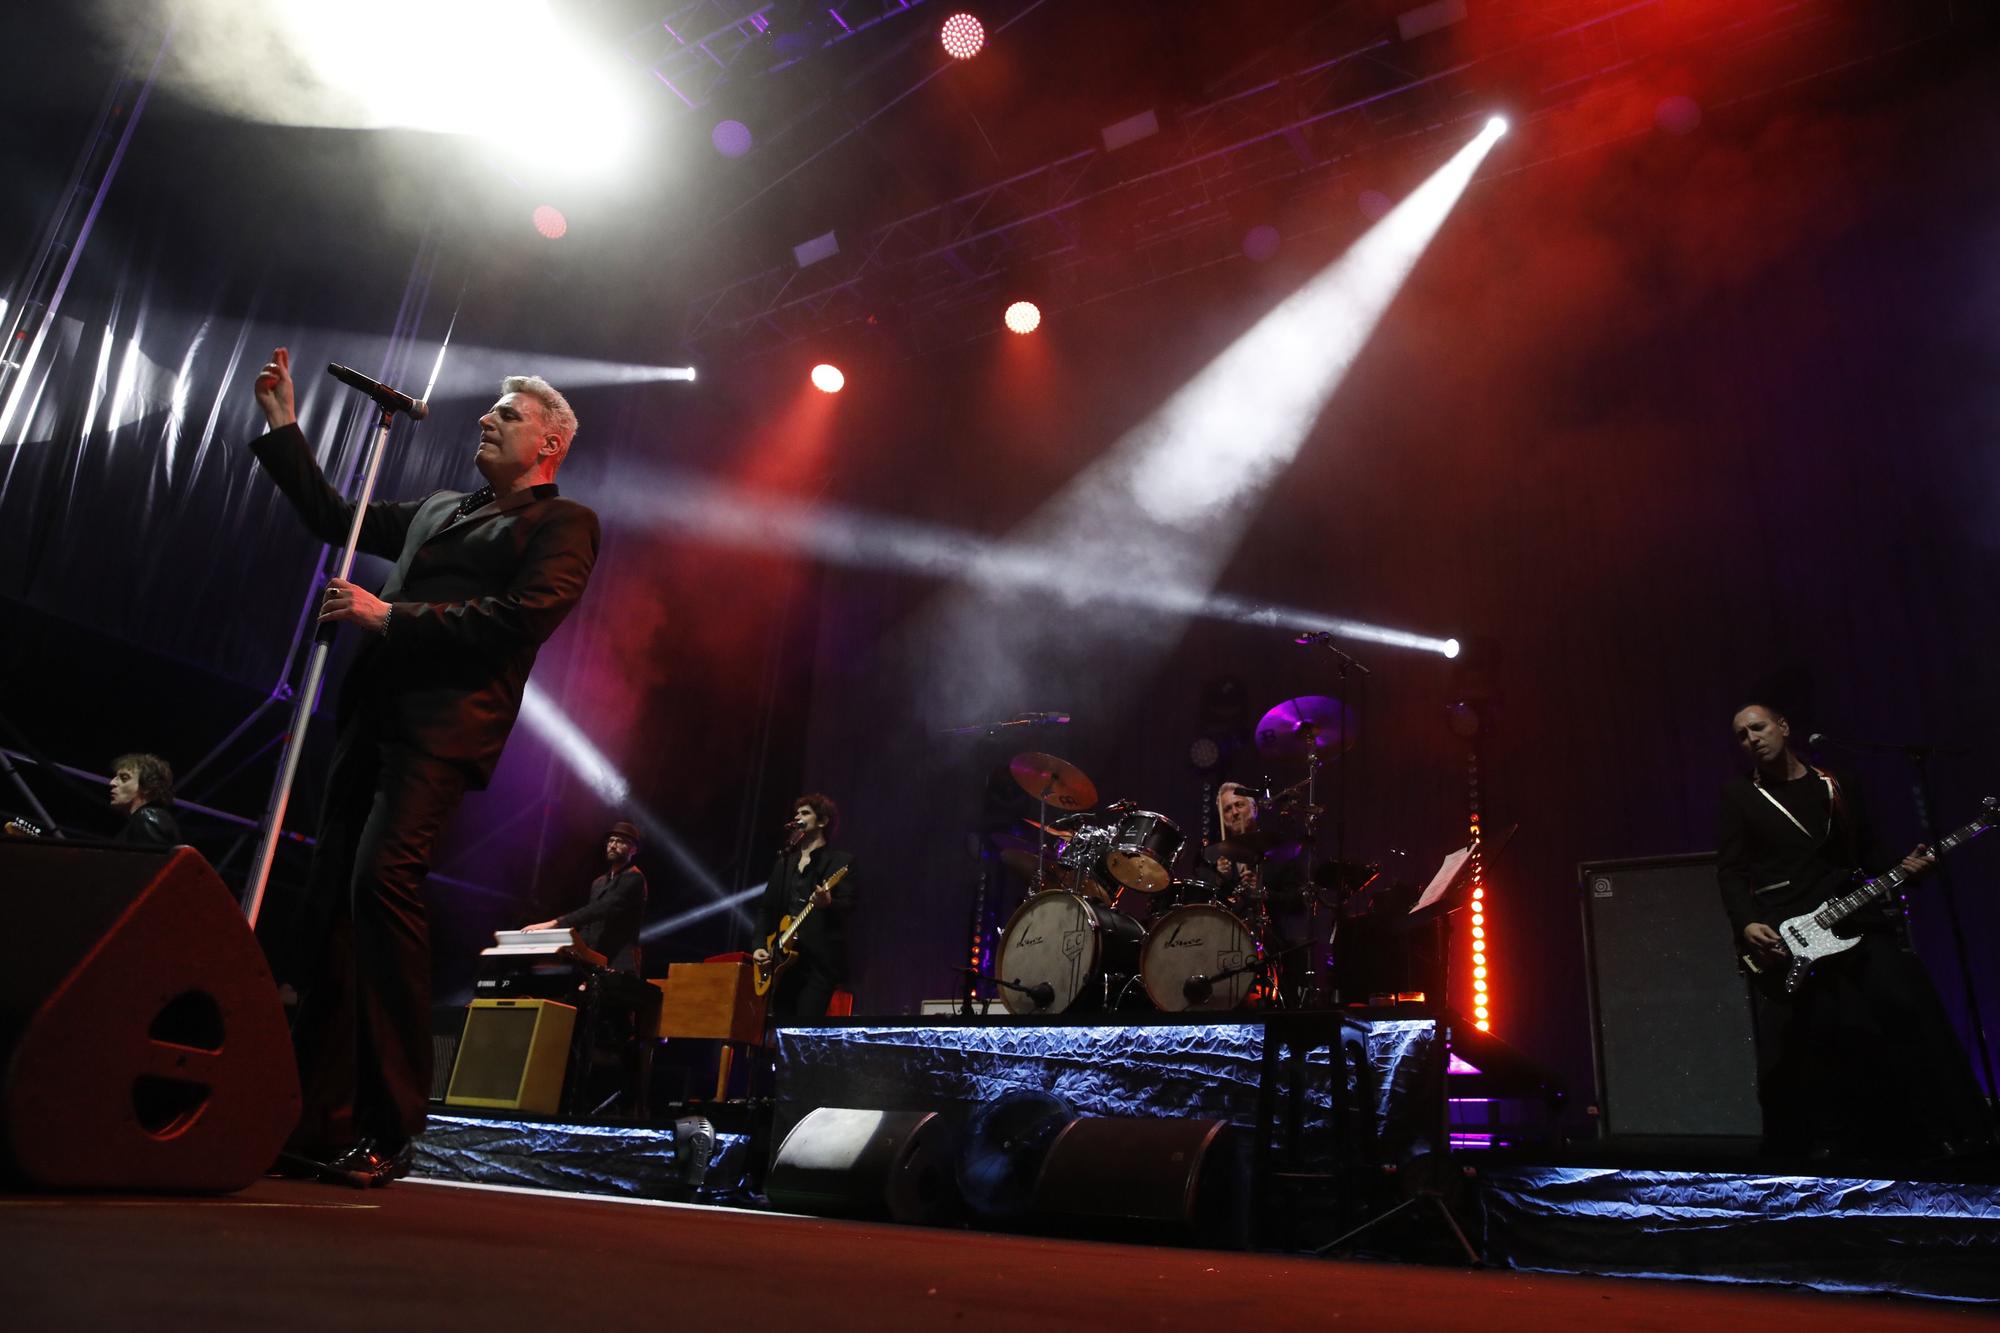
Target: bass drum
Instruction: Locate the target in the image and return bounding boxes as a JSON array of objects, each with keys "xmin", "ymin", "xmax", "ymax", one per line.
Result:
[
  {"xmin": 995, "ymin": 892, "xmax": 1145, "ymax": 1016},
  {"xmin": 1142, "ymin": 904, "xmax": 1260, "ymax": 1013},
  {"xmin": 1103, "ymin": 809, "xmax": 1184, "ymax": 893}
]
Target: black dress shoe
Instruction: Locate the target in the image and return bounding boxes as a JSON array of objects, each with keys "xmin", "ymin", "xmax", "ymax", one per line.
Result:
[{"xmin": 323, "ymin": 1139, "xmax": 414, "ymax": 1189}]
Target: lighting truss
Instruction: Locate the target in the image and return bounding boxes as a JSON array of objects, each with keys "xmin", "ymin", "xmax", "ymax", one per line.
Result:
[
  {"xmin": 678, "ymin": 0, "xmax": 1959, "ymax": 362},
  {"xmin": 623, "ymin": 0, "xmax": 940, "ymax": 111}
]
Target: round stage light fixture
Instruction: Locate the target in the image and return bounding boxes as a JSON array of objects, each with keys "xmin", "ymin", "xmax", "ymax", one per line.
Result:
[
  {"xmin": 1003, "ymin": 300, "xmax": 1041, "ymax": 335},
  {"xmin": 1486, "ymin": 115, "xmax": 1509, "ymax": 138},
  {"xmin": 941, "ymin": 12, "xmax": 985, "ymax": 60},
  {"xmin": 811, "ymin": 363, "xmax": 846, "ymax": 394},
  {"xmin": 532, "ymin": 205, "xmax": 568, "ymax": 240},
  {"xmin": 712, "ymin": 119, "xmax": 753, "ymax": 158}
]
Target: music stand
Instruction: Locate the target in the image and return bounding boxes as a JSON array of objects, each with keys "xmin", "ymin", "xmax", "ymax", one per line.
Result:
[{"xmin": 1316, "ymin": 825, "xmax": 1515, "ymax": 1263}]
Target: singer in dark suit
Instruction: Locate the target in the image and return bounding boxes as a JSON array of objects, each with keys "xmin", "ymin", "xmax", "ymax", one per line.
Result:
[{"xmin": 250, "ymin": 347, "xmax": 600, "ymax": 1185}]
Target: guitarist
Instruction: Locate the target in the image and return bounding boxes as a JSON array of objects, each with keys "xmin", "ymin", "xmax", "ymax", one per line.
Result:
[
  {"xmin": 1717, "ymin": 702, "xmax": 1987, "ymax": 1158},
  {"xmin": 754, "ymin": 793, "xmax": 856, "ymax": 1021}
]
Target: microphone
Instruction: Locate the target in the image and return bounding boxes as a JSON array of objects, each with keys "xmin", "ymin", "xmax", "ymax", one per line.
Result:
[
  {"xmin": 327, "ymin": 362, "xmax": 428, "ymax": 420},
  {"xmin": 1183, "ymin": 974, "xmax": 1214, "ymax": 1004},
  {"xmin": 1025, "ymin": 981, "xmax": 1056, "ymax": 1010},
  {"xmin": 1294, "ymin": 631, "xmax": 1332, "ymax": 646}
]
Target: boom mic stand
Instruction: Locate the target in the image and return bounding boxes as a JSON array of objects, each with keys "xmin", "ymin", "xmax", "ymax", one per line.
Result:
[{"xmin": 241, "ymin": 373, "xmax": 424, "ymax": 927}]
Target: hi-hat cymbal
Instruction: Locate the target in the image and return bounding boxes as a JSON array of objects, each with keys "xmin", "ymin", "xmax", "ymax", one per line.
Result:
[
  {"xmin": 1254, "ymin": 696, "xmax": 1354, "ymax": 761},
  {"xmin": 1009, "ymin": 752, "xmax": 1098, "ymax": 811}
]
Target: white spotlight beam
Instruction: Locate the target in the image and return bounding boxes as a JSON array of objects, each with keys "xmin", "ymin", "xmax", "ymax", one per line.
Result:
[
  {"xmin": 517, "ymin": 682, "xmax": 751, "ymax": 925},
  {"xmin": 640, "ymin": 884, "xmax": 765, "ymax": 942}
]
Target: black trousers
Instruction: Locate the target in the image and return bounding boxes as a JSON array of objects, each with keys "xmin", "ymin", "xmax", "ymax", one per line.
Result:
[
  {"xmin": 1755, "ymin": 930, "xmax": 1991, "ymax": 1157},
  {"xmin": 287, "ymin": 715, "xmax": 469, "ymax": 1152},
  {"xmin": 769, "ymin": 958, "xmax": 841, "ymax": 1022}
]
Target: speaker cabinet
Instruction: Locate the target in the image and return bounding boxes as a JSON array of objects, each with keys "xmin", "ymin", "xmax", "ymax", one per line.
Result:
[
  {"xmin": 1579, "ymin": 853, "xmax": 1762, "ymax": 1141},
  {"xmin": 444, "ymin": 999, "xmax": 577, "ymax": 1114},
  {"xmin": 0, "ymin": 842, "xmax": 300, "ymax": 1191},
  {"xmin": 1031, "ymin": 1116, "xmax": 1245, "ymax": 1243},
  {"xmin": 766, "ymin": 1107, "xmax": 959, "ymax": 1223}
]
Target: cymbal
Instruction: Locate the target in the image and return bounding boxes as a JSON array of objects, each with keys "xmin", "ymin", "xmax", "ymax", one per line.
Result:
[
  {"xmin": 1009, "ymin": 752, "xmax": 1098, "ymax": 812},
  {"xmin": 1254, "ymin": 696, "xmax": 1354, "ymax": 761}
]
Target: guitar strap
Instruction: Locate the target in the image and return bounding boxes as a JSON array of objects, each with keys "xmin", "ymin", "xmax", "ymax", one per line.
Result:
[{"xmin": 1750, "ymin": 764, "xmax": 1843, "ymax": 842}]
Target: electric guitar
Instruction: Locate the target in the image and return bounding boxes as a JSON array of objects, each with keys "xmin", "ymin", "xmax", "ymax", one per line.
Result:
[
  {"xmin": 1743, "ymin": 796, "xmax": 1996, "ymax": 994},
  {"xmin": 754, "ymin": 865, "xmax": 850, "ymax": 997}
]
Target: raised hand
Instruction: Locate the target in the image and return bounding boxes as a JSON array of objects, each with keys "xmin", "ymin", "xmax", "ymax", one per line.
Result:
[{"xmin": 254, "ymin": 346, "xmax": 297, "ymax": 429}]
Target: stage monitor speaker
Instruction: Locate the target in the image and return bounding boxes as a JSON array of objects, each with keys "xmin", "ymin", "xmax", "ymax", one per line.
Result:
[
  {"xmin": 766, "ymin": 1107, "xmax": 959, "ymax": 1224},
  {"xmin": 1579, "ymin": 853, "xmax": 1762, "ymax": 1140},
  {"xmin": 0, "ymin": 842, "xmax": 300, "ymax": 1192},
  {"xmin": 1032, "ymin": 1115, "xmax": 1248, "ymax": 1245},
  {"xmin": 445, "ymin": 999, "xmax": 577, "ymax": 1114}
]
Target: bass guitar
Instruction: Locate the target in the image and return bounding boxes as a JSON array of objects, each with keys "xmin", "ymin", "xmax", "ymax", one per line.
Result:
[
  {"xmin": 1743, "ymin": 796, "xmax": 1995, "ymax": 994},
  {"xmin": 754, "ymin": 865, "xmax": 850, "ymax": 997}
]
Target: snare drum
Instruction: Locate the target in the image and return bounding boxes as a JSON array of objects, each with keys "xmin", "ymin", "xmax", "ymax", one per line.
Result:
[
  {"xmin": 1103, "ymin": 809, "xmax": 1184, "ymax": 893},
  {"xmin": 1141, "ymin": 903, "xmax": 1260, "ymax": 1012},
  {"xmin": 995, "ymin": 891, "xmax": 1145, "ymax": 1015}
]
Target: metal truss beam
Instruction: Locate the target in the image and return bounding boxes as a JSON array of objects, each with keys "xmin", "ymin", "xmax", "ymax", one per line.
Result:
[
  {"xmin": 625, "ymin": 0, "xmax": 938, "ymax": 111},
  {"xmin": 678, "ymin": 0, "xmax": 1960, "ymax": 364}
]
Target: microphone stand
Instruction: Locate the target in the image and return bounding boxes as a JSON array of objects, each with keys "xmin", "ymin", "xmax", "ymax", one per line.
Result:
[
  {"xmin": 1813, "ymin": 734, "xmax": 1998, "ymax": 1101},
  {"xmin": 240, "ymin": 404, "xmax": 399, "ymax": 928}
]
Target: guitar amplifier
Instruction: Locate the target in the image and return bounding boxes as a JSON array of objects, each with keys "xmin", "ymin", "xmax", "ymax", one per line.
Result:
[
  {"xmin": 1579, "ymin": 853, "xmax": 1763, "ymax": 1141},
  {"xmin": 444, "ymin": 999, "xmax": 577, "ymax": 1115}
]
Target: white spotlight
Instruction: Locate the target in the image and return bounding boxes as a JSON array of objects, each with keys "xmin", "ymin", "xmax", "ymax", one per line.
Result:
[
  {"xmin": 1443, "ymin": 638, "xmax": 1462, "ymax": 659},
  {"xmin": 1486, "ymin": 115, "xmax": 1510, "ymax": 138}
]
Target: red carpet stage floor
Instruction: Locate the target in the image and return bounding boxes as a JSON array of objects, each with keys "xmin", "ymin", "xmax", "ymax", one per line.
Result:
[{"xmin": 1, "ymin": 1177, "xmax": 1989, "ymax": 1331}]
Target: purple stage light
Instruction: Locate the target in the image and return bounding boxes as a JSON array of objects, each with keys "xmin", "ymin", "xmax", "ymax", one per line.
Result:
[
  {"xmin": 1242, "ymin": 224, "xmax": 1281, "ymax": 262},
  {"xmin": 1656, "ymin": 95, "xmax": 1703, "ymax": 136},
  {"xmin": 711, "ymin": 119, "xmax": 753, "ymax": 158}
]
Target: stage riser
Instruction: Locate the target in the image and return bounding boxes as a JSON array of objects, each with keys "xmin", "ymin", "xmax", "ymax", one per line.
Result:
[
  {"xmin": 770, "ymin": 1018, "xmax": 1445, "ymax": 1165},
  {"xmin": 410, "ymin": 1115, "xmax": 757, "ymax": 1204},
  {"xmin": 1479, "ymin": 1167, "xmax": 2000, "ymax": 1303}
]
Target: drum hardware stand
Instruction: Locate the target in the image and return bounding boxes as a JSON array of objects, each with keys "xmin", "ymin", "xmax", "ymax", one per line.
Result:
[
  {"xmin": 1294, "ymin": 636, "xmax": 1368, "ymax": 1008},
  {"xmin": 1314, "ymin": 833, "xmax": 1507, "ymax": 1264}
]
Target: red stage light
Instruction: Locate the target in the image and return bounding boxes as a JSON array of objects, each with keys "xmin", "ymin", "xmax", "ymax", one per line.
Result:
[
  {"xmin": 810, "ymin": 363, "xmax": 845, "ymax": 394},
  {"xmin": 940, "ymin": 12, "xmax": 985, "ymax": 60},
  {"xmin": 1003, "ymin": 300, "xmax": 1041, "ymax": 334},
  {"xmin": 532, "ymin": 205, "xmax": 568, "ymax": 240}
]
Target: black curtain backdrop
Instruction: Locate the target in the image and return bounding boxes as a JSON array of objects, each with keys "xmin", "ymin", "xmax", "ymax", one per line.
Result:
[{"xmin": 1, "ymin": 30, "xmax": 1995, "ymax": 1110}]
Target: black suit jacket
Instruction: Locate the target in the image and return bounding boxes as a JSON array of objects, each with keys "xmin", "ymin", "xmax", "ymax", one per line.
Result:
[
  {"xmin": 1715, "ymin": 767, "xmax": 1888, "ymax": 940},
  {"xmin": 557, "ymin": 865, "xmax": 648, "ymax": 973},
  {"xmin": 250, "ymin": 424, "xmax": 600, "ymax": 787}
]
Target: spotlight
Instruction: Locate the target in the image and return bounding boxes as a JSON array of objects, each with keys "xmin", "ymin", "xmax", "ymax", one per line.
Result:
[
  {"xmin": 1443, "ymin": 638, "xmax": 1461, "ymax": 659},
  {"xmin": 532, "ymin": 205, "xmax": 568, "ymax": 240},
  {"xmin": 940, "ymin": 13, "xmax": 985, "ymax": 60},
  {"xmin": 811, "ymin": 363, "xmax": 845, "ymax": 394},
  {"xmin": 1485, "ymin": 115, "xmax": 1509, "ymax": 138},
  {"xmin": 1003, "ymin": 301, "xmax": 1041, "ymax": 335},
  {"xmin": 712, "ymin": 119, "xmax": 753, "ymax": 158}
]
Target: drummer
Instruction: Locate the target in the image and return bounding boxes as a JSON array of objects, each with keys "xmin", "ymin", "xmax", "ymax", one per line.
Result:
[{"xmin": 1200, "ymin": 783, "xmax": 1310, "ymax": 993}]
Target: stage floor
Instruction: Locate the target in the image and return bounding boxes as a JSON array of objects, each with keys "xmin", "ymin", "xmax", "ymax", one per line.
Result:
[{"xmin": 1, "ymin": 1177, "xmax": 1988, "ymax": 1331}]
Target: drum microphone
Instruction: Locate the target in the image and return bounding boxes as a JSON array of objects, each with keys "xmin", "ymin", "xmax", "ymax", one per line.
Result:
[
  {"xmin": 1184, "ymin": 974, "xmax": 1214, "ymax": 1004},
  {"xmin": 326, "ymin": 362, "xmax": 429, "ymax": 420},
  {"xmin": 979, "ymin": 972, "xmax": 1058, "ymax": 1009}
]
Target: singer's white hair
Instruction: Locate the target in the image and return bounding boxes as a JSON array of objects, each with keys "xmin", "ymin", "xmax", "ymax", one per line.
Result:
[{"xmin": 502, "ymin": 375, "xmax": 579, "ymax": 461}]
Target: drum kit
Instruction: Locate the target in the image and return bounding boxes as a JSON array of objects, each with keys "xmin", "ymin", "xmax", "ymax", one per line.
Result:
[{"xmin": 989, "ymin": 696, "xmax": 1374, "ymax": 1017}]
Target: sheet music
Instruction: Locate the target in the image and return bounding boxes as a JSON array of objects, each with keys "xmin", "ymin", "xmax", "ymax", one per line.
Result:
[{"xmin": 1411, "ymin": 845, "xmax": 1472, "ymax": 914}]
